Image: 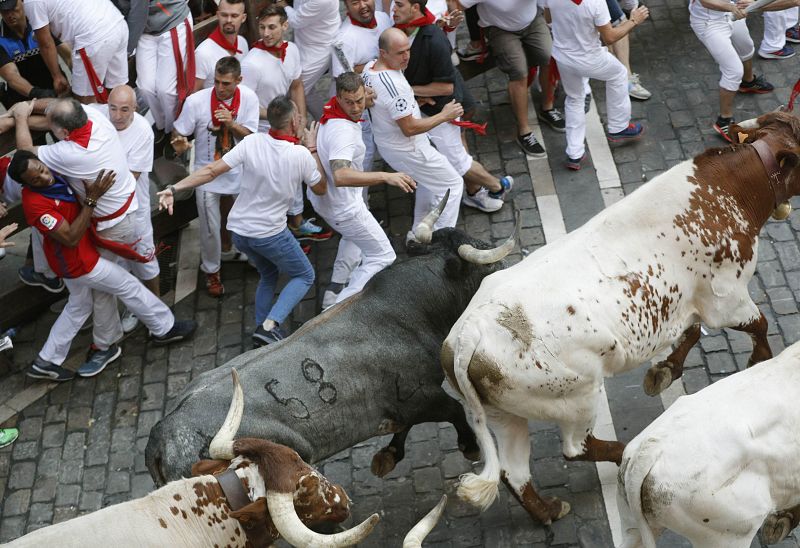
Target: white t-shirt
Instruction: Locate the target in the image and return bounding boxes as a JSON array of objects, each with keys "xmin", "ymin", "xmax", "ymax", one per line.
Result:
[
  {"xmin": 222, "ymin": 133, "xmax": 322, "ymax": 239},
  {"xmin": 362, "ymin": 60, "xmax": 427, "ymax": 153},
  {"xmin": 37, "ymin": 105, "xmax": 138, "ymax": 231},
  {"xmin": 460, "ymin": 0, "xmax": 539, "ymax": 32},
  {"xmin": 172, "ymin": 85, "xmax": 260, "ymax": 194},
  {"xmin": 544, "ymin": 0, "xmax": 610, "ymax": 58},
  {"xmin": 241, "ymin": 42, "xmax": 302, "ymax": 133},
  {"xmin": 330, "ymin": 12, "xmax": 392, "ymax": 78},
  {"xmin": 312, "ymin": 117, "xmax": 366, "ymax": 220},
  {"xmin": 286, "ymin": 0, "xmax": 341, "ymax": 49},
  {"xmin": 24, "ymin": 0, "xmax": 123, "ymax": 49},
  {"xmin": 194, "ymin": 35, "xmax": 249, "ymax": 89},
  {"xmin": 688, "ymin": 0, "xmax": 733, "ymax": 21},
  {"xmin": 89, "ymin": 105, "xmax": 154, "ymax": 182}
]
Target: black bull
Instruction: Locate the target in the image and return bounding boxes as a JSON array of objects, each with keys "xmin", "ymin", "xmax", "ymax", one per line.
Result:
[{"xmin": 146, "ymin": 227, "xmax": 512, "ymax": 484}]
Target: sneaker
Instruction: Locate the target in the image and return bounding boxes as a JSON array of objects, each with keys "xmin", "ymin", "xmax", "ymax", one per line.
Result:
[
  {"xmin": 220, "ymin": 248, "xmax": 248, "ymax": 262},
  {"xmin": 738, "ymin": 74, "xmax": 774, "ymax": 94},
  {"xmin": 787, "ymin": 26, "xmax": 800, "ymax": 43},
  {"xmin": 607, "ymin": 122, "xmax": 644, "ymax": 142},
  {"xmin": 488, "ymin": 176, "xmax": 514, "ymax": 200},
  {"xmin": 713, "ymin": 116, "xmax": 735, "ymax": 143},
  {"xmin": 451, "ymin": 51, "xmax": 460, "ymax": 66},
  {"xmin": 456, "ymin": 41, "xmax": 487, "ymax": 62},
  {"xmin": 77, "ymin": 344, "xmax": 121, "ymax": 377},
  {"xmin": 538, "ymin": 108, "xmax": 566, "ymax": 132},
  {"xmin": 322, "ymin": 289, "xmax": 340, "ymax": 309},
  {"xmin": 18, "ymin": 265, "xmax": 64, "ymax": 293},
  {"xmin": 462, "ymin": 188, "xmax": 504, "ymax": 213},
  {"xmin": 151, "ymin": 320, "xmax": 198, "ymax": 345},
  {"xmin": 585, "ymin": 93, "xmax": 592, "ymax": 113},
  {"xmin": 291, "ymin": 218, "xmax": 333, "ymax": 241},
  {"xmin": 759, "ymin": 44, "xmax": 796, "ymax": 59},
  {"xmin": 253, "ymin": 324, "xmax": 285, "ymax": 347},
  {"xmin": 628, "ymin": 73, "xmax": 651, "ymax": 100},
  {"xmin": 517, "ymin": 132, "xmax": 546, "ymax": 158},
  {"xmin": 121, "ymin": 308, "xmax": 139, "ymax": 334},
  {"xmin": 206, "ymin": 272, "xmax": 224, "ymax": 297},
  {"xmin": 565, "ymin": 153, "xmax": 586, "ymax": 171},
  {"xmin": 26, "ymin": 356, "xmax": 75, "ymax": 381},
  {"xmin": 0, "ymin": 248, "xmax": 4, "ymax": 260},
  {"xmin": 0, "ymin": 428, "xmax": 18, "ymax": 448}
]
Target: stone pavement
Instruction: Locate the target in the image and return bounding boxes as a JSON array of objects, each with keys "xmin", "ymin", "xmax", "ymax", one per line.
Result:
[{"xmin": 3, "ymin": 5, "xmax": 800, "ymax": 547}]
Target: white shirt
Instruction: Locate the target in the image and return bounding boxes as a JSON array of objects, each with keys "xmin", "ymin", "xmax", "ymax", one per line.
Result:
[
  {"xmin": 223, "ymin": 133, "xmax": 322, "ymax": 238},
  {"xmin": 688, "ymin": 0, "xmax": 734, "ymax": 21},
  {"xmin": 24, "ymin": 0, "xmax": 123, "ymax": 49},
  {"xmin": 37, "ymin": 106, "xmax": 138, "ymax": 231},
  {"xmin": 312, "ymin": 117, "xmax": 366, "ymax": 220},
  {"xmin": 362, "ymin": 60, "xmax": 427, "ymax": 153},
  {"xmin": 544, "ymin": 0, "xmax": 610, "ymax": 58},
  {"xmin": 286, "ymin": 0, "xmax": 341, "ymax": 50},
  {"xmin": 241, "ymin": 43, "xmax": 302, "ymax": 133},
  {"xmin": 172, "ymin": 85, "xmax": 260, "ymax": 194},
  {"xmin": 330, "ymin": 12, "xmax": 393, "ymax": 78},
  {"xmin": 89, "ymin": 105, "xmax": 154, "ymax": 184},
  {"xmin": 194, "ymin": 35, "xmax": 249, "ymax": 89},
  {"xmin": 459, "ymin": 0, "xmax": 539, "ymax": 32}
]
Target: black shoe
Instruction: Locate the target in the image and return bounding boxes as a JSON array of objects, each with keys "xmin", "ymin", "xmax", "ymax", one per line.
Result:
[
  {"xmin": 538, "ymin": 108, "xmax": 566, "ymax": 132},
  {"xmin": 584, "ymin": 93, "xmax": 592, "ymax": 113},
  {"xmin": 713, "ymin": 116, "xmax": 735, "ymax": 142},
  {"xmin": 517, "ymin": 132, "xmax": 546, "ymax": 158},
  {"xmin": 151, "ymin": 320, "xmax": 197, "ymax": 345},
  {"xmin": 738, "ymin": 74, "xmax": 774, "ymax": 94},
  {"xmin": 253, "ymin": 325, "xmax": 285, "ymax": 348},
  {"xmin": 27, "ymin": 357, "xmax": 75, "ymax": 381}
]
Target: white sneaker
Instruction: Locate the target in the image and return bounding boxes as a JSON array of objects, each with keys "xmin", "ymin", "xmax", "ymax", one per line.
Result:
[
  {"xmin": 220, "ymin": 248, "xmax": 248, "ymax": 262},
  {"xmin": 322, "ymin": 290, "xmax": 339, "ymax": 310},
  {"xmin": 121, "ymin": 308, "xmax": 139, "ymax": 333},
  {"xmin": 462, "ymin": 188, "xmax": 504, "ymax": 213},
  {"xmin": 628, "ymin": 73, "xmax": 651, "ymax": 100},
  {"xmin": 0, "ymin": 248, "xmax": 5, "ymax": 260},
  {"xmin": 451, "ymin": 51, "xmax": 460, "ymax": 66}
]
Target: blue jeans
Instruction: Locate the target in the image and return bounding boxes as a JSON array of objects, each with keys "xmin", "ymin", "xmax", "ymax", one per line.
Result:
[{"xmin": 232, "ymin": 228, "xmax": 315, "ymax": 327}]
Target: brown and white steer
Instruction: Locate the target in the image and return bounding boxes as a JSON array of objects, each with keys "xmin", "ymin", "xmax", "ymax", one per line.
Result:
[
  {"xmin": 618, "ymin": 340, "xmax": 800, "ymax": 548},
  {"xmin": 441, "ymin": 111, "xmax": 800, "ymax": 525},
  {"xmin": 5, "ymin": 370, "xmax": 379, "ymax": 548}
]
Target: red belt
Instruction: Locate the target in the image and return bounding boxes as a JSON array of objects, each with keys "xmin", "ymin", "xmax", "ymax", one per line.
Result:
[
  {"xmin": 77, "ymin": 48, "xmax": 109, "ymax": 104},
  {"xmin": 94, "ymin": 190, "xmax": 135, "ymax": 223},
  {"xmin": 171, "ymin": 17, "xmax": 196, "ymax": 118},
  {"xmin": 90, "ymin": 190, "xmax": 151, "ymax": 263}
]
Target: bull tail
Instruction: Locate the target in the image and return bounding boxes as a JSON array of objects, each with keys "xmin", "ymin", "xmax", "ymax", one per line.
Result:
[
  {"xmin": 451, "ymin": 319, "xmax": 501, "ymax": 511},
  {"xmin": 620, "ymin": 441, "xmax": 659, "ymax": 548}
]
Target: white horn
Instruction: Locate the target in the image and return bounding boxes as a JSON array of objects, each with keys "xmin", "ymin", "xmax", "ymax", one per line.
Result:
[
  {"xmin": 403, "ymin": 495, "xmax": 447, "ymax": 548},
  {"xmin": 457, "ymin": 211, "xmax": 519, "ymax": 264},
  {"xmin": 737, "ymin": 117, "xmax": 759, "ymax": 129},
  {"xmin": 208, "ymin": 369, "xmax": 243, "ymax": 460},
  {"xmin": 267, "ymin": 491, "xmax": 380, "ymax": 547},
  {"xmin": 413, "ymin": 189, "xmax": 450, "ymax": 244}
]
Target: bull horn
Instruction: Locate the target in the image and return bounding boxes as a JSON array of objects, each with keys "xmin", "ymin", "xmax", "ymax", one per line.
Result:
[
  {"xmin": 457, "ymin": 210, "xmax": 520, "ymax": 264},
  {"xmin": 402, "ymin": 495, "xmax": 447, "ymax": 548},
  {"xmin": 413, "ymin": 189, "xmax": 450, "ymax": 244},
  {"xmin": 266, "ymin": 491, "xmax": 380, "ymax": 547},
  {"xmin": 208, "ymin": 369, "xmax": 243, "ymax": 460}
]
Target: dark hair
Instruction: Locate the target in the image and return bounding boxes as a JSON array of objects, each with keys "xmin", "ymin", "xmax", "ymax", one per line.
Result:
[
  {"xmin": 335, "ymin": 72, "xmax": 365, "ymax": 95},
  {"xmin": 409, "ymin": 0, "xmax": 427, "ymax": 10},
  {"xmin": 219, "ymin": 0, "xmax": 245, "ymax": 5},
  {"xmin": 215, "ymin": 56, "xmax": 241, "ymax": 78},
  {"xmin": 267, "ymin": 96, "xmax": 295, "ymax": 130},
  {"xmin": 49, "ymin": 98, "xmax": 88, "ymax": 132},
  {"xmin": 257, "ymin": 5, "xmax": 287, "ymax": 22},
  {"xmin": 8, "ymin": 149, "xmax": 39, "ymax": 185}
]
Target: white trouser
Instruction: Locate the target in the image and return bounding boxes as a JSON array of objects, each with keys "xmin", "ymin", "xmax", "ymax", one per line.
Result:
[
  {"xmin": 379, "ymin": 140, "xmax": 463, "ymax": 230},
  {"xmin": 39, "ymin": 256, "xmax": 174, "ymax": 364},
  {"xmin": 761, "ymin": 10, "xmax": 788, "ymax": 53},
  {"xmin": 136, "ymin": 15, "xmax": 193, "ymax": 132},
  {"xmin": 555, "ymin": 49, "xmax": 630, "ymax": 159},
  {"xmin": 691, "ymin": 17, "xmax": 754, "ymax": 91},
  {"xmin": 131, "ymin": 174, "xmax": 160, "ymax": 281},
  {"xmin": 788, "ymin": 7, "xmax": 799, "ymax": 28},
  {"xmin": 71, "ymin": 21, "xmax": 129, "ymax": 97},
  {"xmin": 427, "ymin": 119, "xmax": 473, "ymax": 176},
  {"xmin": 298, "ymin": 43, "xmax": 332, "ymax": 92},
  {"xmin": 322, "ymin": 203, "xmax": 395, "ymax": 302},
  {"xmin": 195, "ymin": 186, "xmax": 228, "ymax": 274}
]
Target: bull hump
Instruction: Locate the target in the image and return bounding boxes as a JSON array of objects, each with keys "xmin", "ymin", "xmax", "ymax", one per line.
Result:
[{"xmin": 496, "ymin": 304, "xmax": 533, "ymax": 350}]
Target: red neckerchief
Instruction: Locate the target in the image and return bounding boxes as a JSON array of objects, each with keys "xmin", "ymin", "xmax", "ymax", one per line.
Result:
[
  {"xmin": 348, "ymin": 13, "xmax": 377, "ymax": 28},
  {"xmin": 251, "ymin": 39, "xmax": 288, "ymax": 62},
  {"xmin": 0, "ymin": 156, "xmax": 10, "ymax": 191},
  {"xmin": 451, "ymin": 119, "xmax": 488, "ymax": 135},
  {"xmin": 210, "ymin": 87, "xmax": 240, "ymax": 127},
  {"xmin": 66, "ymin": 120, "xmax": 93, "ymax": 148},
  {"xmin": 208, "ymin": 26, "xmax": 242, "ymax": 54},
  {"xmin": 394, "ymin": 8, "xmax": 436, "ymax": 30},
  {"xmin": 319, "ymin": 96, "xmax": 363, "ymax": 124},
  {"xmin": 268, "ymin": 128, "xmax": 300, "ymax": 144}
]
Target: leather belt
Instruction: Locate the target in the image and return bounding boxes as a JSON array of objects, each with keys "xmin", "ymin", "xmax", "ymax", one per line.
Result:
[
  {"xmin": 215, "ymin": 469, "xmax": 271, "ymax": 547},
  {"xmin": 751, "ymin": 139, "xmax": 788, "ymax": 208}
]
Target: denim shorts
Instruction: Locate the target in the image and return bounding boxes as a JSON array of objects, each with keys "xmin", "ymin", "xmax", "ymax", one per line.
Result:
[{"xmin": 606, "ymin": 0, "xmax": 625, "ymax": 26}]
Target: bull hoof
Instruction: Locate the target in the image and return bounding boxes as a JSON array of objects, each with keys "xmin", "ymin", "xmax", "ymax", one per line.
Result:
[
  {"xmin": 371, "ymin": 447, "xmax": 397, "ymax": 478},
  {"xmin": 761, "ymin": 513, "xmax": 793, "ymax": 545},
  {"xmin": 643, "ymin": 363, "xmax": 673, "ymax": 396},
  {"xmin": 541, "ymin": 497, "xmax": 571, "ymax": 525}
]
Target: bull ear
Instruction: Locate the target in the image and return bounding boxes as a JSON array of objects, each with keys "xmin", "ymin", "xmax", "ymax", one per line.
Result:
[
  {"xmin": 191, "ymin": 459, "xmax": 230, "ymax": 477},
  {"xmin": 230, "ymin": 497, "xmax": 268, "ymax": 524},
  {"xmin": 728, "ymin": 123, "xmax": 757, "ymax": 144},
  {"xmin": 776, "ymin": 148, "xmax": 800, "ymax": 171}
]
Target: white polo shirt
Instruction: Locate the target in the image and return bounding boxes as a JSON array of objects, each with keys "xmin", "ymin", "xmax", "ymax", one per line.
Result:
[
  {"xmin": 543, "ymin": 0, "xmax": 610, "ymax": 58},
  {"xmin": 312, "ymin": 117, "xmax": 366, "ymax": 220},
  {"xmin": 24, "ymin": 0, "xmax": 123, "ymax": 49},
  {"xmin": 459, "ymin": 0, "xmax": 538, "ymax": 32},
  {"xmin": 222, "ymin": 133, "xmax": 322, "ymax": 239},
  {"xmin": 331, "ymin": 12, "xmax": 393, "ymax": 78},
  {"xmin": 362, "ymin": 60, "xmax": 426, "ymax": 154},
  {"xmin": 37, "ymin": 105, "xmax": 138, "ymax": 231},
  {"xmin": 241, "ymin": 42, "xmax": 302, "ymax": 133},
  {"xmin": 172, "ymin": 85, "xmax": 259, "ymax": 194},
  {"xmin": 194, "ymin": 35, "xmax": 249, "ymax": 89}
]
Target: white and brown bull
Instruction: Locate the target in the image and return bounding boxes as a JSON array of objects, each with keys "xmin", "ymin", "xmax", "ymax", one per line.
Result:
[
  {"xmin": 618, "ymin": 340, "xmax": 800, "ymax": 548},
  {"xmin": 440, "ymin": 111, "xmax": 800, "ymax": 525}
]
